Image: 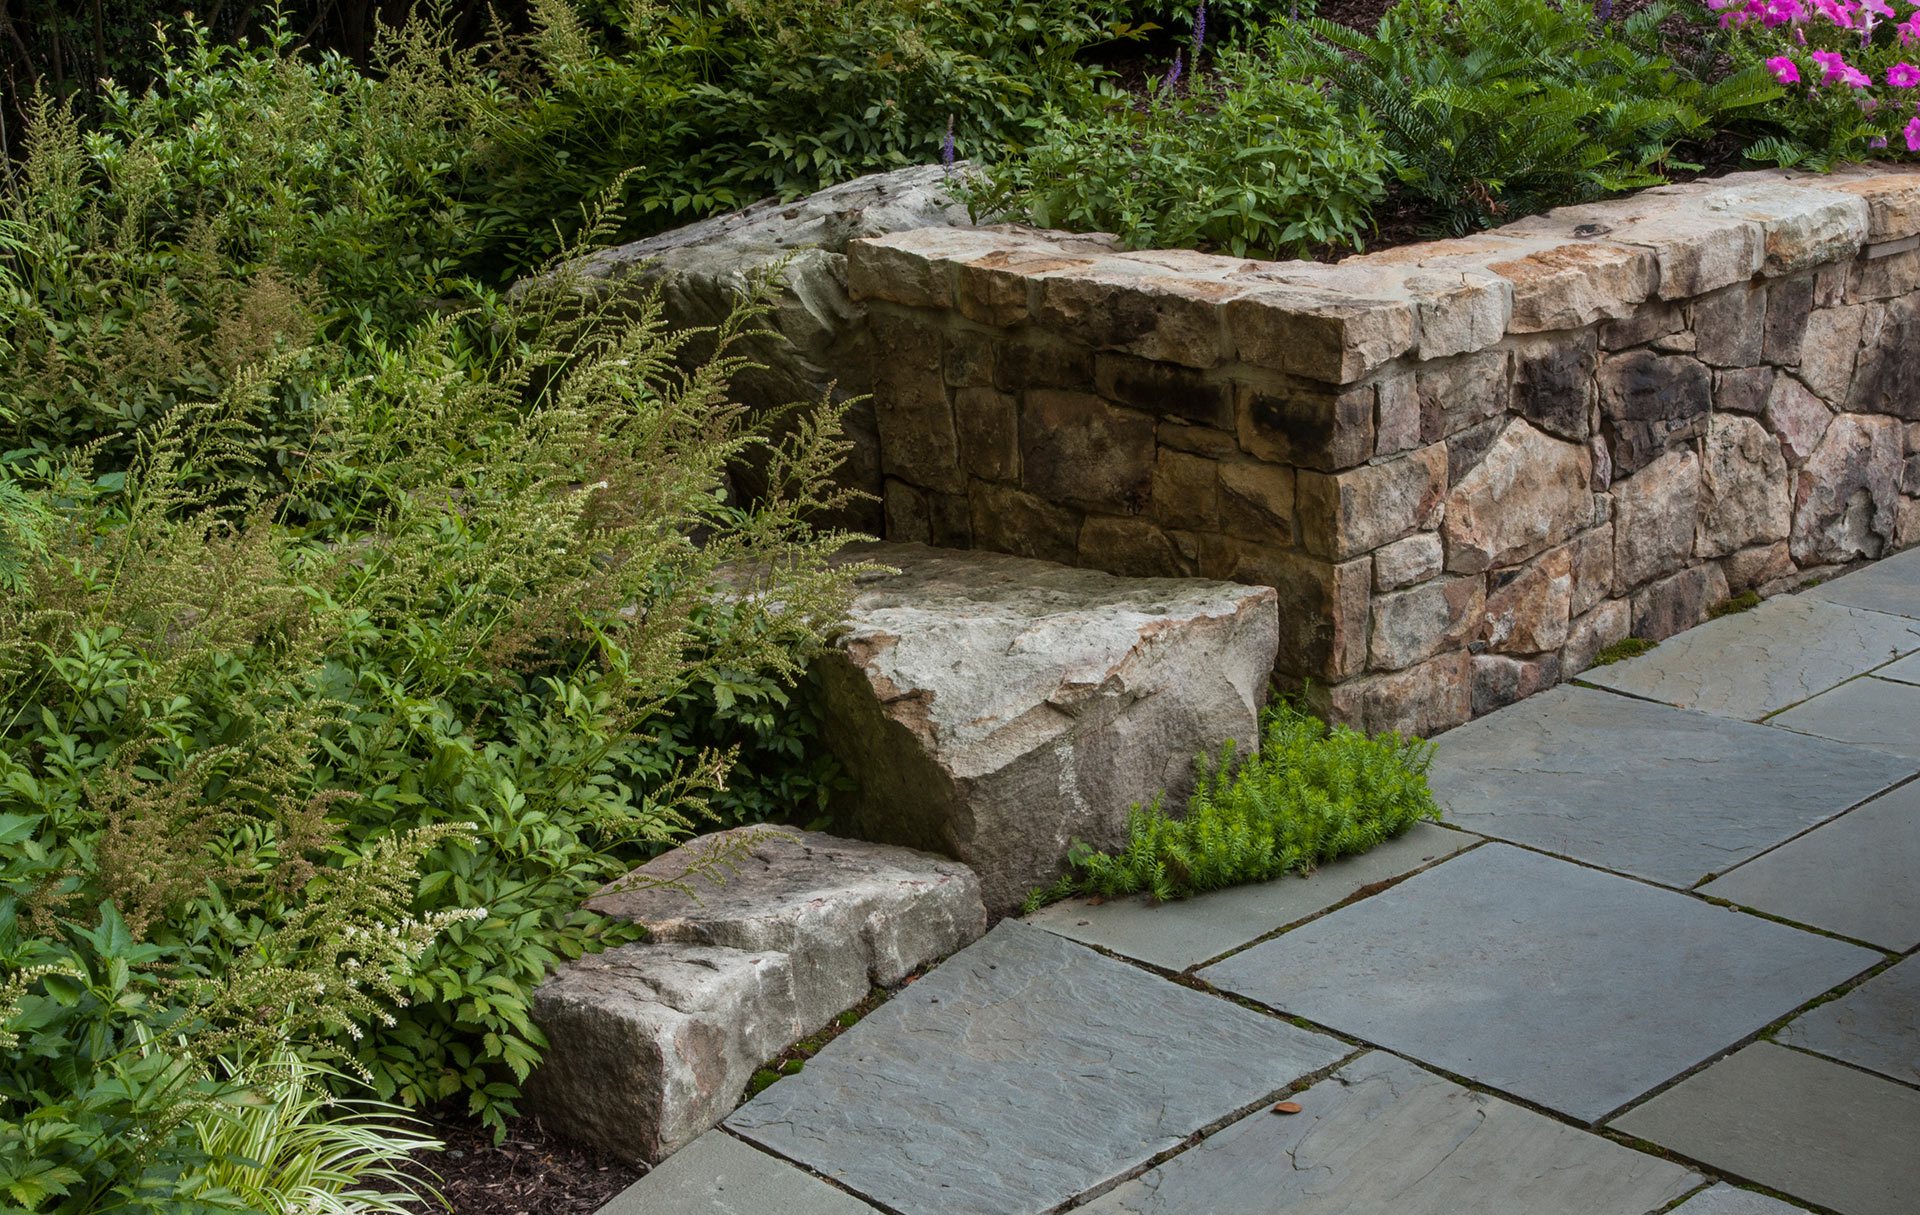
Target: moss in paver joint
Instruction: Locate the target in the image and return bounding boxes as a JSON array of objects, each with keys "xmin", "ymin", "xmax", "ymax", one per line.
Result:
[
  {"xmin": 1708, "ymin": 590, "xmax": 1763, "ymax": 620},
  {"xmin": 1590, "ymin": 637, "xmax": 1658, "ymax": 666},
  {"xmin": 742, "ymin": 987, "xmax": 895, "ymax": 1099}
]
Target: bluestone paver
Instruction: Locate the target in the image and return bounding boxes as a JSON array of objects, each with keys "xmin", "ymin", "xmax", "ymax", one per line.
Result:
[
  {"xmin": 1700, "ymin": 780, "xmax": 1920, "ymax": 951},
  {"xmin": 1426, "ymin": 685, "xmax": 1915, "ymax": 888},
  {"xmin": 1765, "ymin": 675, "xmax": 1920, "ymax": 757},
  {"xmin": 1806, "ymin": 545, "xmax": 1920, "ymax": 620},
  {"xmin": 726, "ymin": 921, "xmax": 1348, "ymax": 1215},
  {"xmin": 598, "ymin": 1131, "xmax": 878, "ymax": 1215},
  {"xmin": 1023, "ymin": 822, "xmax": 1474, "ymax": 971},
  {"xmin": 1671, "ymin": 1184, "xmax": 1815, "ymax": 1214},
  {"xmin": 1612, "ymin": 1042, "xmax": 1920, "ymax": 1215},
  {"xmin": 1581, "ymin": 596, "xmax": 1920, "ymax": 720},
  {"xmin": 1199, "ymin": 845, "xmax": 1879, "ymax": 1123},
  {"xmin": 1076, "ymin": 1051, "xmax": 1700, "ymax": 1215},
  {"xmin": 1874, "ymin": 649, "xmax": 1920, "ymax": 684},
  {"xmin": 1777, "ymin": 955, "xmax": 1920, "ymax": 1086}
]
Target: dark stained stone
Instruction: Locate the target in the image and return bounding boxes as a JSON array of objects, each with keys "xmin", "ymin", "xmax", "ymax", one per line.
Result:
[
  {"xmin": 1200, "ymin": 845, "xmax": 1878, "ymax": 1123},
  {"xmin": 992, "ymin": 334, "xmax": 1094, "ymax": 392},
  {"xmin": 1715, "ymin": 365, "xmax": 1776, "ymax": 415},
  {"xmin": 1764, "ymin": 272, "xmax": 1817, "ymax": 365},
  {"xmin": 1849, "ymin": 294, "xmax": 1920, "ymax": 419},
  {"xmin": 1018, "ymin": 390, "xmax": 1155, "ymax": 512},
  {"xmin": 1694, "ymin": 282, "xmax": 1766, "ymax": 368},
  {"xmin": 1093, "ymin": 353, "xmax": 1234, "ymax": 430},
  {"xmin": 1513, "ymin": 336, "xmax": 1597, "ymax": 441},
  {"xmin": 728, "ymin": 922, "xmax": 1348, "ymax": 1215},
  {"xmin": 1598, "ymin": 349, "xmax": 1712, "ymax": 475},
  {"xmin": 1447, "ymin": 415, "xmax": 1509, "ymax": 485},
  {"xmin": 1236, "ymin": 380, "xmax": 1374, "ymax": 471}
]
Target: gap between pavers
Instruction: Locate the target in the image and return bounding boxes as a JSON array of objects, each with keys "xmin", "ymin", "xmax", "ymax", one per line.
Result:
[
  {"xmin": 1612, "ymin": 1042, "xmax": 1920, "ymax": 1215},
  {"xmin": 1021, "ymin": 821, "xmax": 1476, "ymax": 972},
  {"xmin": 1763, "ymin": 674, "xmax": 1920, "ymax": 759},
  {"xmin": 1775, "ymin": 954, "xmax": 1920, "ymax": 1088},
  {"xmin": 1805, "ymin": 545, "xmax": 1920, "ymax": 621},
  {"xmin": 595, "ymin": 1130, "xmax": 881, "ymax": 1215}
]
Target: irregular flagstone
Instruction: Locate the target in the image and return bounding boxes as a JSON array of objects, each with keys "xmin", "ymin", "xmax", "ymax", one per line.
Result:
[
  {"xmin": 1580, "ymin": 595, "xmax": 1920, "ymax": 720},
  {"xmin": 815, "ymin": 542, "xmax": 1278, "ymax": 913},
  {"xmin": 1700, "ymin": 781, "xmax": 1920, "ymax": 951},
  {"xmin": 1425, "ymin": 686, "xmax": 1915, "ymax": 888},
  {"xmin": 588, "ymin": 827, "xmax": 986, "ymax": 1032},
  {"xmin": 1777, "ymin": 955, "xmax": 1920, "ymax": 1086},
  {"xmin": 1199, "ymin": 845, "xmax": 1879, "ymax": 1124},
  {"xmin": 727, "ymin": 922, "xmax": 1348, "ymax": 1215},
  {"xmin": 1671, "ymin": 1184, "xmax": 1816, "ymax": 1215},
  {"xmin": 597, "ymin": 1131, "xmax": 880, "ymax": 1215},
  {"xmin": 1806, "ymin": 544, "xmax": 1920, "ymax": 619},
  {"xmin": 1611, "ymin": 1043, "xmax": 1920, "ymax": 1215},
  {"xmin": 1874, "ymin": 649, "xmax": 1920, "ymax": 683},
  {"xmin": 1766, "ymin": 675, "xmax": 1920, "ymax": 760},
  {"xmin": 1022, "ymin": 822, "xmax": 1475, "ymax": 972},
  {"xmin": 1076, "ymin": 1052, "xmax": 1700, "ymax": 1215}
]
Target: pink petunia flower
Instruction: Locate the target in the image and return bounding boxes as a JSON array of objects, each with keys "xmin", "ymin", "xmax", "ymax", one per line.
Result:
[
  {"xmin": 1905, "ymin": 116, "xmax": 1920, "ymax": 151},
  {"xmin": 1841, "ymin": 64, "xmax": 1873, "ymax": 87},
  {"xmin": 1814, "ymin": 0, "xmax": 1858, "ymax": 25},
  {"xmin": 1768, "ymin": 55, "xmax": 1803, "ymax": 83},
  {"xmin": 1891, "ymin": 62, "xmax": 1920, "ymax": 86},
  {"xmin": 1902, "ymin": 10, "xmax": 1920, "ymax": 40}
]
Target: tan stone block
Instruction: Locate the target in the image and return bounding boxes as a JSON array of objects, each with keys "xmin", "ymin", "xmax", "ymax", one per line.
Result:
[
  {"xmin": 1472, "ymin": 652, "xmax": 1563, "ymax": 716},
  {"xmin": 1796, "ymin": 306, "xmax": 1867, "ymax": 403},
  {"xmin": 1765, "ymin": 375, "xmax": 1834, "ymax": 467},
  {"xmin": 967, "ymin": 480, "xmax": 1080, "ymax": 566},
  {"xmin": 1846, "ymin": 247, "xmax": 1920, "ymax": 303},
  {"xmin": 953, "ymin": 387, "xmax": 1020, "ymax": 482},
  {"xmin": 1035, "ymin": 271, "xmax": 1231, "ymax": 369},
  {"xmin": 1569, "ymin": 525, "xmax": 1614, "ymax": 617},
  {"xmin": 1150, "ymin": 448, "xmax": 1221, "ymax": 532},
  {"xmin": 956, "ymin": 249, "xmax": 1096, "ymax": 325},
  {"xmin": 1696, "ymin": 414, "xmax": 1791, "ymax": 559},
  {"xmin": 1632, "ymin": 563, "xmax": 1728, "ymax": 642},
  {"xmin": 1505, "ymin": 197, "xmax": 1764, "ymax": 300},
  {"xmin": 1443, "ymin": 421, "xmax": 1592, "ymax": 574},
  {"xmin": 1562, "ymin": 599, "xmax": 1631, "ymax": 676},
  {"xmin": 1235, "ymin": 380, "xmax": 1375, "ymax": 471},
  {"xmin": 1484, "ymin": 547, "xmax": 1574, "ymax": 654},
  {"xmin": 1373, "ymin": 533, "xmax": 1445, "ymax": 592},
  {"xmin": 1418, "ymin": 350, "xmax": 1512, "ymax": 444},
  {"xmin": 1298, "ymin": 444, "xmax": 1448, "ymax": 561},
  {"xmin": 1375, "ymin": 375, "xmax": 1421, "ymax": 457},
  {"xmin": 1077, "ymin": 514, "xmax": 1184, "ymax": 578},
  {"xmin": 1357, "ymin": 232, "xmax": 1654, "ymax": 332},
  {"xmin": 1197, "ymin": 543, "xmax": 1370, "ymax": 681},
  {"xmin": 884, "ymin": 478, "xmax": 931, "ymax": 543},
  {"xmin": 1816, "ymin": 167, "xmax": 1920, "ymax": 242},
  {"xmin": 1157, "ymin": 421, "xmax": 1241, "ymax": 459},
  {"xmin": 1018, "ymin": 390, "xmax": 1155, "ymax": 512},
  {"xmin": 1320, "ymin": 651, "xmax": 1472, "ymax": 739},
  {"xmin": 1721, "ymin": 541, "xmax": 1794, "ymax": 594},
  {"xmin": 1612, "ymin": 449, "xmax": 1701, "ymax": 594},
  {"xmin": 847, "ymin": 228, "xmax": 1013, "ymax": 306},
  {"xmin": 1369, "ymin": 576, "xmax": 1485, "ymax": 671},
  {"xmin": 1217, "ymin": 460, "xmax": 1296, "ymax": 544}
]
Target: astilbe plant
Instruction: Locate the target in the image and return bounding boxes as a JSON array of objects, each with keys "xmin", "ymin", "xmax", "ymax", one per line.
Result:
[{"xmin": 1025, "ymin": 699, "xmax": 1441, "ymax": 908}]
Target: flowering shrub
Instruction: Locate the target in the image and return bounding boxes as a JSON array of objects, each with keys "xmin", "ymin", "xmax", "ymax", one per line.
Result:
[{"xmin": 1714, "ymin": 0, "xmax": 1920, "ymax": 159}]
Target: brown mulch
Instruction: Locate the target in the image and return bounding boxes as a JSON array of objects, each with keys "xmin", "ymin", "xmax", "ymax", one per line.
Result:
[{"xmin": 402, "ymin": 1115, "xmax": 641, "ymax": 1215}]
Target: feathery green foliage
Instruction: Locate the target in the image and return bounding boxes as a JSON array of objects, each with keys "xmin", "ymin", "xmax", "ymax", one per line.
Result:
[{"xmin": 1028, "ymin": 700, "xmax": 1441, "ymax": 909}]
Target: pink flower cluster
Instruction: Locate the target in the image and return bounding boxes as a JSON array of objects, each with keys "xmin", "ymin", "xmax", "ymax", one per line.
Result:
[{"xmin": 1713, "ymin": 0, "xmax": 1920, "ymax": 151}]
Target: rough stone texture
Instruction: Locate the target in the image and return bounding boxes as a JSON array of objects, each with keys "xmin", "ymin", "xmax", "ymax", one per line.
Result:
[
  {"xmin": 1024, "ymin": 822, "xmax": 1473, "ymax": 972},
  {"xmin": 1201, "ymin": 844, "xmax": 1877, "ymax": 1123},
  {"xmin": 1722, "ymin": 540, "xmax": 1796, "ymax": 594},
  {"xmin": 588, "ymin": 828, "xmax": 986, "ymax": 1031},
  {"xmin": 1584, "ymin": 595, "xmax": 1920, "ymax": 720},
  {"xmin": 1798, "ymin": 306, "xmax": 1866, "ymax": 404},
  {"xmin": 728, "ymin": 922, "xmax": 1348, "ymax": 1215},
  {"xmin": 598, "ymin": 1131, "xmax": 881, "ymax": 1215},
  {"xmin": 1715, "ymin": 364, "xmax": 1776, "ymax": 414},
  {"xmin": 1368, "ymin": 576, "xmax": 1484, "ymax": 671},
  {"xmin": 1512, "ymin": 336, "xmax": 1596, "ymax": 441},
  {"xmin": 525, "ymin": 944, "xmax": 803, "ymax": 1164},
  {"xmin": 1417, "ymin": 349, "xmax": 1511, "ymax": 444},
  {"xmin": 815, "ymin": 543, "xmax": 1278, "ymax": 912},
  {"xmin": 1849, "ymin": 294, "xmax": 1920, "ymax": 418},
  {"xmin": 1671, "ymin": 1186, "xmax": 1815, "ymax": 1215},
  {"xmin": 1598, "ymin": 349, "xmax": 1711, "ymax": 476},
  {"xmin": 1372, "ymin": 532, "xmax": 1444, "ymax": 592},
  {"xmin": 1695, "ymin": 282, "xmax": 1767, "ymax": 367},
  {"xmin": 1632, "ymin": 563, "xmax": 1730, "ymax": 643},
  {"xmin": 1697, "ymin": 414, "xmax": 1792, "ymax": 558},
  {"xmin": 1701, "ymin": 779, "xmax": 1920, "ymax": 951},
  {"xmin": 1426, "ymin": 685, "xmax": 1916, "ymax": 887},
  {"xmin": 1767, "ymin": 674, "xmax": 1920, "ymax": 760},
  {"xmin": 1482, "ymin": 548, "xmax": 1573, "ymax": 653},
  {"xmin": 1612, "ymin": 1043, "xmax": 1920, "ymax": 1215},
  {"xmin": 1317, "ymin": 650, "xmax": 1472, "ymax": 737},
  {"xmin": 1792, "ymin": 413, "xmax": 1904, "ymax": 565},
  {"xmin": 570, "ymin": 165, "xmax": 977, "ymax": 528},
  {"xmin": 1766, "ymin": 375, "xmax": 1834, "ymax": 467},
  {"xmin": 1078, "ymin": 1053, "xmax": 1700, "ymax": 1215},
  {"xmin": 1612, "ymin": 450, "xmax": 1701, "ymax": 592},
  {"xmin": 1777, "ymin": 954, "xmax": 1920, "ymax": 1086},
  {"xmin": 1563, "ymin": 599, "xmax": 1631, "ymax": 674},
  {"xmin": 1442, "ymin": 421, "xmax": 1592, "ymax": 574},
  {"xmin": 1472, "ymin": 653, "xmax": 1562, "ymax": 716},
  {"xmin": 1297, "ymin": 444, "xmax": 1447, "ymax": 560},
  {"xmin": 1806, "ymin": 543, "xmax": 1920, "ymax": 618}
]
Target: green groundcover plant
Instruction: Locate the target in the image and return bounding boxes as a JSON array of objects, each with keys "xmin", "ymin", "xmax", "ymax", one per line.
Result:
[{"xmin": 1027, "ymin": 699, "xmax": 1442, "ymax": 909}]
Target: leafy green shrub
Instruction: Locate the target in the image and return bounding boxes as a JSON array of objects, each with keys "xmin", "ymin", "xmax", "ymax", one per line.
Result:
[
  {"xmin": 468, "ymin": 0, "xmax": 1153, "ymax": 266},
  {"xmin": 1028, "ymin": 700, "xmax": 1441, "ymax": 908},
  {"xmin": 974, "ymin": 42, "xmax": 1391, "ymax": 257},
  {"xmin": 1276, "ymin": 0, "xmax": 1778, "ymax": 234}
]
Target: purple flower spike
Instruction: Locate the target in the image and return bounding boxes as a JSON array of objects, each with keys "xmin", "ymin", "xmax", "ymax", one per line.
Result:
[
  {"xmin": 941, "ymin": 115, "xmax": 956, "ymax": 173},
  {"xmin": 1193, "ymin": 3, "xmax": 1208, "ymax": 58},
  {"xmin": 1165, "ymin": 50, "xmax": 1184, "ymax": 93}
]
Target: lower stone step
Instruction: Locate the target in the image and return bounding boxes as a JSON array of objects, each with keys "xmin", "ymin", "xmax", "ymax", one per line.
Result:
[{"xmin": 524, "ymin": 829, "xmax": 984, "ymax": 1164}]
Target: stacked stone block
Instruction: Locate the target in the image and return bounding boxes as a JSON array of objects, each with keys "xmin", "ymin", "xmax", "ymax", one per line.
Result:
[{"xmin": 848, "ymin": 167, "xmax": 1920, "ymax": 735}]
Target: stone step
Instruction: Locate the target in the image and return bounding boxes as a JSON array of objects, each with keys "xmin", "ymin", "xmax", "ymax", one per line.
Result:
[
  {"xmin": 815, "ymin": 542, "xmax": 1281, "ymax": 913},
  {"xmin": 524, "ymin": 828, "xmax": 984, "ymax": 1164}
]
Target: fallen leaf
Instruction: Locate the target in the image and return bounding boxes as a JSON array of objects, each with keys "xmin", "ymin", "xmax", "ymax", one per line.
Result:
[{"xmin": 1271, "ymin": 1101, "xmax": 1303, "ymax": 1115}]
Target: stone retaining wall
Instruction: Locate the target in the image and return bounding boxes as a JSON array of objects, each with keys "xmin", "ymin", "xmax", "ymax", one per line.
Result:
[{"xmin": 847, "ymin": 166, "xmax": 1920, "ymax": 735}]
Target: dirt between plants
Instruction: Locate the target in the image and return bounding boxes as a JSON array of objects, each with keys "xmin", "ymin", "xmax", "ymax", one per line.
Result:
[{"xmin": 397, "ymin": 1115, "xmax": 640, "ymax": 1215}]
